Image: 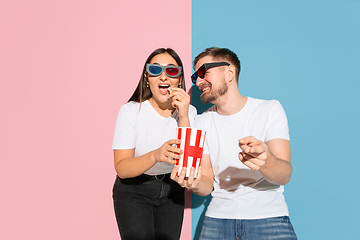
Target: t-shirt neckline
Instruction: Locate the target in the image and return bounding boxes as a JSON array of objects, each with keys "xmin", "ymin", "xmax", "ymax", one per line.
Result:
[{"xmin": 144, "ymin": 100, "xmax": 177, "ymax": 121}]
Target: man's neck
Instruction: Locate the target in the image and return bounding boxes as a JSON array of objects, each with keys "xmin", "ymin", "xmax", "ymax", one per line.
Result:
[{"xmin": 213, "ymin": 88, "xmax": 247, "ymax": 116}]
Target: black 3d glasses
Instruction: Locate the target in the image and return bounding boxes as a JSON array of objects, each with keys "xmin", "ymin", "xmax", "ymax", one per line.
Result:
[{"xmin": 191, "ymin": 62, "xmax": 230, "ymax": 84}]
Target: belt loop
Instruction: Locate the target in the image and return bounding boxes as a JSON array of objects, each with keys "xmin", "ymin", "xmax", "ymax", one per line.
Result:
[{"xmin": 155, "ymin": 174, "xmax": 165, "ymax": 181}]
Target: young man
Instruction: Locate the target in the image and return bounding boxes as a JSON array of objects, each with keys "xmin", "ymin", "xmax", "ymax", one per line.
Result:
[{"xmin": 171, "ymin": 47, "xmax": 297, "ymax": 239}]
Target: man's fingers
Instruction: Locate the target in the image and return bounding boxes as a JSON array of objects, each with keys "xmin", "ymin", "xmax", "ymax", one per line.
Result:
[
  {"xmin": 239, "ymin": 152, "xmax": 265, "ymax": 170},
  {"xmin": 241, "ymin": 159, "xmax": 261, "ymax": 170},
  {"xmin": 249, "ymin": 145, "xmax": 266, "ymax": 154},
  {"xmin": 238, "ymin": 136, "xmax": 256, "ymax": 145},
  {"xmin": 239, "ymin": 144, "xmax": 251, "ymax": 153},
  {"xmin": 239, "ymin": 137, "xmax": 267, "ymax": 155},
  {"xmin": 239, "ymin": 144, "xmax": 261, "ymax": 155},
  {"xmin": 241, "ymin": 155, "xmax": 265, "ymax": 165}
]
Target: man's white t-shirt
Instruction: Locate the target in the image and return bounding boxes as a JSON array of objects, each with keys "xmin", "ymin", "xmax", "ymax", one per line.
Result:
[
  {"xmin": 195, "ymin": 97, "xmax": 290, "ymax": 219},
  {"xmin": 112, "ymin": 100, "xmax": 197, "ymax": 175}
]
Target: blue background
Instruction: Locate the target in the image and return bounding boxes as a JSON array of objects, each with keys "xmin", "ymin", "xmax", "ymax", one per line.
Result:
[{"xmin": 191, "ymin": 0, "xmax": 360, "ymax": 239}]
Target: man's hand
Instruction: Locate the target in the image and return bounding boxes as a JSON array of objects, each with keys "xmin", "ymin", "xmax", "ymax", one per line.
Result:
[
  {"xmin": 239, "ymin": 136, "xmax": 292, "ymax": 185},
  {"xmin": 238, "ymin": 136, "xmax": 269, "ymax": 170}
]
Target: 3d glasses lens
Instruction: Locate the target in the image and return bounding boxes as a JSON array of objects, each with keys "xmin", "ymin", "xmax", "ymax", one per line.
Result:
[
  {"xmin": 191, "ymin": 65, "xmax": 206, "ymax": 84},
  {"xmin": 148, "ymin": 65, "xmax": 162, "ymax": 75},
  {"xmin": 166, "ymin": 67, "xmax": 179, "ymax": 76},
  {"xmin": 197, "ymin": 66, "xmax": 205, "ymax": 78},
  {"xmin": 191, "ymin": 73, "xmax": 197, "ymax": 84}
]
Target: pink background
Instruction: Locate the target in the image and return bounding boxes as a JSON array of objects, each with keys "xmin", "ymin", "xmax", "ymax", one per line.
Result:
[{"xmin": 0, "ymin": 1, "xmax": 192, "ymax": 239}]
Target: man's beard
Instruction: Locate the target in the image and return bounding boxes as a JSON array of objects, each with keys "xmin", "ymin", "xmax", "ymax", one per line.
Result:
[{"xmin": 200, "ymin": 78, "xmax": 228, "ymax": 104}]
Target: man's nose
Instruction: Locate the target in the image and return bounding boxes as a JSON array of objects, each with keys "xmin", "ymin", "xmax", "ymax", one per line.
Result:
[{"xmin": 195, "ymin": 76, "xmax": 204, "ymax": 87}]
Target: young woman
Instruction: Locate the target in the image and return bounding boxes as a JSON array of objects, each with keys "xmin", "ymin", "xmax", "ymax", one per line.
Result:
[{"xmin": 112, "ymin": 48, "xmax": 196, "ymax": 240}]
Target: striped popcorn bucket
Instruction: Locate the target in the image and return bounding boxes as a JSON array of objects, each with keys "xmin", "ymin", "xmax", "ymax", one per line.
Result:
[{"xmin": 176, "ymin": 127, "xmax": 206, "ymax": 178}]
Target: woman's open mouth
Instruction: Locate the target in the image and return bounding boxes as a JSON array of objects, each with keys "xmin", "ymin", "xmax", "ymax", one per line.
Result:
[{"xmin": 159, "ymin": 84, "xmax": 170, "ymax": 95}]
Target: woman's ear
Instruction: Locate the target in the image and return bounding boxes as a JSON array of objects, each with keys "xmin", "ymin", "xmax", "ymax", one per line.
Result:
[{"xmin": 178, "ymin": 75, "xmax": 183, "ymax": 87}]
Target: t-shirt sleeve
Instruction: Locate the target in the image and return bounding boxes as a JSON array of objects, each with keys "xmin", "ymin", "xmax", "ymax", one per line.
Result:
[
  {"xmin": 194, "ymin": 114, "xmax": 210, "ymax": 155},
  {"xmin": 265, "ymin": 100, "xmax": 290, "ymax": 142},
  {"xmin": 202, "ymin": 137, "xmax": 210, "ymax": 155},
  {"xmin": 188, "ymin": 105, "xmax": 198, "ymax": 127},
  {"xmin": 112, "ymin": 104, "xmax": 137, "ymax": 149}
]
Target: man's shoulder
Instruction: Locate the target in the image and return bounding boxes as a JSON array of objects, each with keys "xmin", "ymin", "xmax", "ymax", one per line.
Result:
[
  {"xmin": 248, "ymin": 96, "xmax": 279, "ymax": 104},
  {"xmin": 194, "ymin": 105, "xmax": 216, "ymax": 127},
  {"xmin": 198, "ymin": 105, "xmax": 217, "ymax": 117},
  {"xmin": 248, "ymin": 97, "xmax": 281, "ymax": 110}
]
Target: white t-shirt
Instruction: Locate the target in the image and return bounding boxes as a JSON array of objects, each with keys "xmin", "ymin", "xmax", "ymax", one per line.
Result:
[
  {"xmin": 195, "ymin": 97, "xmax": 290, "ymax": 219},
  {"xmin": 112, "ymin": 100, "xmax": 197, "ymax": 175}
]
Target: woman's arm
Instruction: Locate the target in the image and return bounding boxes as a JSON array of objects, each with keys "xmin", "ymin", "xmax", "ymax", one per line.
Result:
[
  {"xmin": 114, "ymin": 139, "xmax": 182, "ymax": 179},
  {"xmin": 170, "ymin": 88, "xmax": 191, "ymax": 127}
]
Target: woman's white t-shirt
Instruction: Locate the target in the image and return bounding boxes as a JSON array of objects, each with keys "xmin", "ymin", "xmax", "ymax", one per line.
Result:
[{"xmin": 112, "ymin": 100, "xmax": 197, "ymax": 175}]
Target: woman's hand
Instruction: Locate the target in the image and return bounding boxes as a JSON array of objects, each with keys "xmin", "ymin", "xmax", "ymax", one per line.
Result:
[
  {"xmin": 170, "ymin": 154, "xmax": 214, "ymax": 196},
  {"xmin": 171, "ymin": 166, "xmax": 202, "ymax": 192},
  {"xmin": 169, "ymin": 88, "xmax": 190, "ymax": 120},
  {"xmin": 153, "ymin": 139, "xmax": 183, "ymax": 164}
]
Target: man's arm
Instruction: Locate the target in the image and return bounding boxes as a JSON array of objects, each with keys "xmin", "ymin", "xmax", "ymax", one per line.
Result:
[
  {"xmin": 171, "ymin": 154, "xmax": 214, "ymax": 196},
  {"xmin": 238, "ymin": 136, "xmax": 292, "ymax": 185}
]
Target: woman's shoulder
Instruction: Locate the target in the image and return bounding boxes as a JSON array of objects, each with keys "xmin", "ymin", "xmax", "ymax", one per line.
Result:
[
  {"xmin": 121, "ymin": 100, "xmax": 139, "ymax": 108},
  {"xmin": 118, "ymin": 101, "xmax": 143, "ymax": 118}
]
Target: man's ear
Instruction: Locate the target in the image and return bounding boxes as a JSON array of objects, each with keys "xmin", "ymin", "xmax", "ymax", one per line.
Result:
[{"xmin": 227, "ymin": 65, "xmax": 236, "ymax": 82}]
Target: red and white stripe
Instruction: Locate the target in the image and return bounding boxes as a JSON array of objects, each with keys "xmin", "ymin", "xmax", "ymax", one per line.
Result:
[{"xmin": 176, "ymin": 127, "xmax": 206, "ymax": 178}]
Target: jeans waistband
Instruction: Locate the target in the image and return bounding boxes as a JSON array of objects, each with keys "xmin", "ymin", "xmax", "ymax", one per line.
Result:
[{"xmin": 118, "ymin": 173, "xmax": 171, "ymax": 182}]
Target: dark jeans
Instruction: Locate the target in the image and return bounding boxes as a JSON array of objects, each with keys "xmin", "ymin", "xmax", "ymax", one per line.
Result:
[{"xmin": 112, "ymin": 173, "xmax": 185, "ymax": 240}]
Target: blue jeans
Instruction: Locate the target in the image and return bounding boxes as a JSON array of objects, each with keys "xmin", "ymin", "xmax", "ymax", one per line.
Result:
[
  {"xmin": 199, "ymin": 216, "xmax": 297, "ymax": 240},
  {"xmin": 112, "ymin": 174, "xmax": 184, "ymax": 240}
]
